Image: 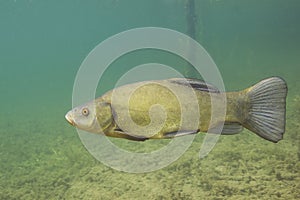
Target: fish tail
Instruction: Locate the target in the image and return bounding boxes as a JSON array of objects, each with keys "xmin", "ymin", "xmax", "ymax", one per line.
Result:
[{"xmin": 243, "ymin": 77, "xmax": 287, "ymax": 143}]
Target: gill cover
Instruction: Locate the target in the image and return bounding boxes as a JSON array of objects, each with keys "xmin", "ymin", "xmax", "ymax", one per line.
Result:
[{"xmin": 95, "ymin": 100, "xmax": 114, "ymax": 133}]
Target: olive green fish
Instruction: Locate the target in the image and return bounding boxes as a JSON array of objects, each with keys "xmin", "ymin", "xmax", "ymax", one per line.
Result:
[{"xmin": 65, "ymin": 77, "xmax": 287, "ymax": 143}]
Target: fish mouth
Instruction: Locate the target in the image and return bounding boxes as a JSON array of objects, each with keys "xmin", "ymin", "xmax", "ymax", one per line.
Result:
[{"xmin": 65, "ymin": 112, "xmax": 75, "ymax": 126}]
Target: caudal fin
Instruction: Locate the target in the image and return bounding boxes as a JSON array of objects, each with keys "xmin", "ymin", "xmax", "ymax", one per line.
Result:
[{"xmin": 244, "ymin": 77, "xmax": 287, "ymax": 143}]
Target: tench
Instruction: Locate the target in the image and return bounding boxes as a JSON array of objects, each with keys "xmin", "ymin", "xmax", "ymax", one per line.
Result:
[{"xmin": 65, "ymin": 77, "xmax": 287, "ymax": 143}]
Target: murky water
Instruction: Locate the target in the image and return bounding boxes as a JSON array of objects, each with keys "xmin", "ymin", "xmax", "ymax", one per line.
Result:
[{"xmin": 0, "ymin": 0, "xmax": 299, "ymax": 199}]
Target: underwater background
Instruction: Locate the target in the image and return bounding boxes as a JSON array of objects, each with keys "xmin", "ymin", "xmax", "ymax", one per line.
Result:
[{"xmin": 0, "ymin": 0, "xmax": 299, "ymax": 199}]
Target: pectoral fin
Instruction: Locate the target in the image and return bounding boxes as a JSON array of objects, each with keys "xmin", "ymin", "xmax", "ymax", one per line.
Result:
[
  {"xmin": 108, "ymin": 128, "xmax": 148, "ymax": 141},
  {"xmin": 163, "ymin": 130, "xmax": 199, "ymax": 138}
]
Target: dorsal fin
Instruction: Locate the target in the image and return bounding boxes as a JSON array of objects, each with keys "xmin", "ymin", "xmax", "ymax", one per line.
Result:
[{"xmin": 169, "ymin": 78, "xmax": 220, "ymax": 93}]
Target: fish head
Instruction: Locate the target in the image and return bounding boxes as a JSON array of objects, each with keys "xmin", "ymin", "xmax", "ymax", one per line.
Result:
[{"xmin": 65, "ymin": 100, "xmax": 113, "ymax": 134}]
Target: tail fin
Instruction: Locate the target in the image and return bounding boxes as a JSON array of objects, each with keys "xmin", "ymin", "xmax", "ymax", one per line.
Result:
[{"xmin": 243, "ymin": 77, "xmax": 287, "ymax": 143}]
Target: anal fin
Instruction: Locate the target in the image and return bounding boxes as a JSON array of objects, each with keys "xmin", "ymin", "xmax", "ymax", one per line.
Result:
[
  {"xmin": 222, "ymin": 122, "xmax": 243, "ymax": 135},
  {"xmin": 209, "ymin": 122, "xmax": 243, "ymax": 135}
]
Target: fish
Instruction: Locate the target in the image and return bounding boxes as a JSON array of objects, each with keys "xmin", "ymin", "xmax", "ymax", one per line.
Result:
[{"xmin": 65, "ymin": 77, "xmax": 287, "ymax": 143}]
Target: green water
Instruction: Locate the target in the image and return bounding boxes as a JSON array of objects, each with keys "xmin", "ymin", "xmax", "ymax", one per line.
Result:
[{"xmin": 1, "ymin": 0, "xmax": 299, "ymax": 199}]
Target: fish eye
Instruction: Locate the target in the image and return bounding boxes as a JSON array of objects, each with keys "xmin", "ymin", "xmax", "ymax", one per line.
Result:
[{"xmin": 82, "ymin": 108, "xmax": 89, "ymax": 116}]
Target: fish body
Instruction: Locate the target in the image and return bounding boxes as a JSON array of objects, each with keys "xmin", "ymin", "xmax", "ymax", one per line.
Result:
[{"xmin": 65, "ymin": 77, "xmax": 287, "ymax": 143}]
